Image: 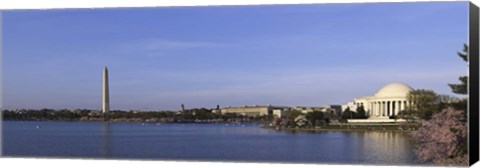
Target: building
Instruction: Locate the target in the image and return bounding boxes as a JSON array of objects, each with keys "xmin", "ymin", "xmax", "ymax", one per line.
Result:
[
  {"xmin": 221, "ymin": 105, "xmax": 271, "ymax": 117},
  {"xmin": 211, "ymin": 109, "xmax": 222, "ymax": 114},
  {"xmin": 343, "ymin": 82, "xmax": 414, "ymax": 119},
  {"xmin": 342, "ymin": 102, "xmax": 356, "ymax": 112},
  {"xmin": 272, "ymin": 109, "xmax": 284, "ymax": 118},
  {"xmin": 323, "ymin": 104, "xmax": 342, "ymax": 117},
  {"xmin": 219, "ymin": 104, "xmax": 343, "ymax": 118},
  {"xmin": 292, "ymin": 106, "xmax": 323, "ymax": 114},
  {"xmin": 221, "ymin": 105, "xmax": 288, "ymax": 117}
]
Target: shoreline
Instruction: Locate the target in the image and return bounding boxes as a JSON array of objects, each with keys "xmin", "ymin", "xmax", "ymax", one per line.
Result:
[
  {"xmin": 4, "ymin": 119, "xmax": 417, "ymax": 133},
  {"xmin": 262, "ymin": 123, "xmax": 419, "ymax": 133},
  {"xmin": 1, "ymin": 119, "xmax": 270, "ymax": 125},
  {"xmin": 269, "ymin": 127, "xmax": 416, "ymax": 133}
]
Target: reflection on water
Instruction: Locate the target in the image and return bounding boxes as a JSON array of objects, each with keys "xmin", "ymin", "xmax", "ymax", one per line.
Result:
[
  {"xmin": 3, "ymin": 121, "xmax": 418, "ymax": 165},
  {"xmin": 102, "ymin": 123, "xmax": 111, "ymax": 158},
  {"xmin": 355, "ymin": 131, "xmax": 417, "ymax": 165}
]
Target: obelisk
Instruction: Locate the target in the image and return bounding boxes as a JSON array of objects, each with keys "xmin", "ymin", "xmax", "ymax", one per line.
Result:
[{"xmin": 102, "ymin": 66, "xmax": 110, "ymax": 114}]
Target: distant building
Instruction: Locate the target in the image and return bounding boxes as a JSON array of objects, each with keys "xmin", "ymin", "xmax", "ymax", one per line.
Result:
[
  {"xmin": 343, "ymin": 82, "xmax": 414, "ymax": 119},
  {"xmin": 211, "ymin": 109, "xmax": 222, "ymax": 114},
  {"xmin": 272, "ymin": 109, "xmax": 284, "ymax": 118},
  {"xmin": 212, "ymin": 105, "xmax": 221, "ymax": 114},
  {"xmin": 341, "ymin": 102, "xmax": 356, "ymax": 112},
  {"xmin": 218, "ymin": 104, "xmax": 343, "ymax": 118},
  {"xmin": 323, "ymin": 105, "xmax": 342, "ymax": 117},
  {"xmin": 292, "ymin": 106, "xmax": 325, "ymax": 114},
  {"xmin": 289, "ymin": 105, "xmax": 341, "ymax": 117},
  {"xmin": 221, "ymin": 105, "xmax": 288, "ymax": 117}
]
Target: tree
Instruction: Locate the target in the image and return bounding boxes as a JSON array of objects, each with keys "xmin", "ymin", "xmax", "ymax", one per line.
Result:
[
  {"xmin": 437, "ymin": 94, "xmax": 461, "ymax": 111},
  {"xmin": 411, "ymin": 44, "xmax": 469, "ymax": 165},
  {"xmin": 306, "ymin": 111, "xmax": 325, "ymax": 127},
  {"xmin": 294, "ymin": 115, "xmax": 307, "ymax": 128},
  {"xmin": 283, "ymin": 110, "xmax": 302, "ymax": 120},
  {"xmin": 341, "ymin": 107, "xmax": 354, "ymax": 121},
  {"xmin": 192, "ymin": 108, "xmax": 214, "ymax": 120},
  {"xmin": 411, "ymin": 108, "xmax": 468, "ymax": 165},
  {"xmin": 448, "ymin": 44, "xmax": 468, "ymax": 95},
  {"xmin": 282, "ymin": 110, "xmax": 302, "ymax": 127},
  {"xmin": 355, "ymin": 106, "xmax": 367, "ymax": 119},
  {"xmin": 406, "ymin": 89, "xmax": 439, "ymax": 120},
  {"xmin": 397, "ymin": 110, "xmax": 415, "ymax": 122},
  {"xmin": 447, "ymin": 44, "xmax": 468, "ymax": 114}
]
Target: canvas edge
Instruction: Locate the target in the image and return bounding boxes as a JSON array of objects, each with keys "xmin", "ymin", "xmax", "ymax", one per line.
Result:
[{"xmin": 469, "ymin": 1, "xmax": 479, "ymax": 166}]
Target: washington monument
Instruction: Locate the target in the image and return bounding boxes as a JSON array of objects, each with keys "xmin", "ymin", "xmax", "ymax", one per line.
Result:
[{"xmin": 103, "ymin": 66, "xmax": 110, "ymax": 114}]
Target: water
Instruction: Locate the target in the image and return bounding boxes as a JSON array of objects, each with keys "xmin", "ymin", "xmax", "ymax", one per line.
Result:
[{"xmin": 2, "ymin": 121, "xmax": 418, "ymax": 165}]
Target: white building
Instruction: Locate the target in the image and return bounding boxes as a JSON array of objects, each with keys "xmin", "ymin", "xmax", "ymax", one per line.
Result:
[
  {"xmin": 272, "ymin": 109, "xmax": 284, "ymax": 118},
  {"xmin": 292, "ymin": 106, "xmax": 324, "ymax": 114},
  {"xmin": 221, "ymin": 105, "xmax": 290, "ymax": 117},
  {"xmin": 343, "ymin": 82, "xmax": 414, "ymax": 119}
]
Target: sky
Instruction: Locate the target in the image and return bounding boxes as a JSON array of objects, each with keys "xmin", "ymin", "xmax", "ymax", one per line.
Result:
[{"xmin": 2, "ymin": 2, "xmax": 469, "ymax": 111}]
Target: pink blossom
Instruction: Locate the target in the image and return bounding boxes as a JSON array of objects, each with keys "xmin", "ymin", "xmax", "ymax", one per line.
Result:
[{"xmin": 411, "ymin": 108, "xmax": 468, "ymax": 165}]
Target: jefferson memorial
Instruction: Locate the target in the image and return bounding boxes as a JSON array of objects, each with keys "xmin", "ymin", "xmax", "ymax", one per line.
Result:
[{"xmin": 343, "ymin": 82, "xmax": 414, "ymax": 119}]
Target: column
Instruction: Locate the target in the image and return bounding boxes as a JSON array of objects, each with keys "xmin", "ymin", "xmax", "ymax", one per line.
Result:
[
  {"xmin": 386, "ymin": 101, "xmax": 389, "ymax": 116},
  {"xmin": 395, "ymin": 101, "xmax": 400, "ymax": 115},
  {"xmin": 398, "ymin": 100, "xmax": 402, "ymax": 114},
  {"xmin": 378, "ymin": 101, "xmax": 382, "ymax": 116},
  {"xmin": 391, "ymin": 101, "xmax": 396, "ymax": 116},
  {"xmin": 384, "ymin": 101, "xmax": 387, "ymax": 116},
  {"xmin": 377, "ymin": 101, "xmax": 380, "ymax": 117},
  {"xmin": 372, "ymin": 102, "xmax": 376, "ymax": 116},
  {"xmin": 382, "ymin": 101, "xmax": 386, "ymax": 116},
  {"xmin": 385, "ymin": 101, "xmax": 388, "ymax": 116},
  {"xmin": 379, "ymin": 101, "xmax": 382, "ymax": 117},
  {"xmin": 389, "ymin": 101, "xmax": 393, "ymax": 116},
  {"xmin": 367, "ymin": 102, "xmax": 372, "ymax": 116}
]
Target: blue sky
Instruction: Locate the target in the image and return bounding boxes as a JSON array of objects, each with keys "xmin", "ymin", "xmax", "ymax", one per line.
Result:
[{"xmin": 2, "ymin": 2, "xmax": 469, "ymax": 111}]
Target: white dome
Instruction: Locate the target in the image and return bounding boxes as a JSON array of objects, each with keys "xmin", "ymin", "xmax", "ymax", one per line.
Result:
[{"xmin": 374, "ymin": 82, "xmax": 413, "ymax": 98}]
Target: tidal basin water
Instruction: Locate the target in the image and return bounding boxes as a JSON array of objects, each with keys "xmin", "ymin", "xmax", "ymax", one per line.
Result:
[{"xmin": 3, "ymin": 121, "xmax": 418, "ymax": 165}]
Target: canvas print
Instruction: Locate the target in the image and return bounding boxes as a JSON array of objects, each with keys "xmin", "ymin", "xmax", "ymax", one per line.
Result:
[{"xmin": 1, "ymin": 1, "xmax": 473, "ymax": 166}]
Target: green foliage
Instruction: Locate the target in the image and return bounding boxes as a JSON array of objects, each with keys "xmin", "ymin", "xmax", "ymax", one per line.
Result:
[
  {"xmin": 306, "ymin": 111, "xmax": 325, "ymax": 126},
  {"xmin": 397, "ymin": 110, "xmax": 415, "ymax": 122},
  {"xmin": 355, "ymin": 106, "xmax": 368, "ymax": 119},
  {"xmin": 191, "ymin": 108, "xmax": 217, "ymax": 120},
  {"xmin": 341, "ymin": 107, "xmax": 354, "ymax": 121},
  {"xmin": 411, "ymin": 43, "xmax": 469, "ymax": 166},
  {"xmin": 449, "ymin": 76, "xmax": 468, "ymax": 95},
  {"xmin": 2, "ymin": 108, "xmax": 264, "ymax": 123},
  {"xmin": 450, "ymin": 99, "xmax": 467, "ymax": 115},
  {"xmin": 457, "ymin": 43, "xmax": 468, "ymax": 62},
  {"xmin": 448, "ymin": 44, "xmax": 468, "ymax": 95},
  {"xmin": 221, "ymin": 113, "xmax": 239, "ymax": 120},
  {"xmin": 283, "ymin": 109, "xmax": 302, "ymax": 120},
  {"xmin": 406, "ymin": 89, "xmax": 439, "ymax": 120},
  {"xmin": 275, "ymin": 110, "xmax": 303, "ymax": 127}
]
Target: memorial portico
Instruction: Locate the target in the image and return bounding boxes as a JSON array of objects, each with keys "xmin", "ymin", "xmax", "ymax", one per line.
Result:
[{"xmin": 343, "ymin": 83, "xmax": 414, "ymax": 119}]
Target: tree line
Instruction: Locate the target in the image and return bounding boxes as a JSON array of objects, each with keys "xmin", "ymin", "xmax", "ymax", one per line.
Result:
[{"xmin": 2, "ymin": 108, "xmax": 272, "ymax": 123}]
